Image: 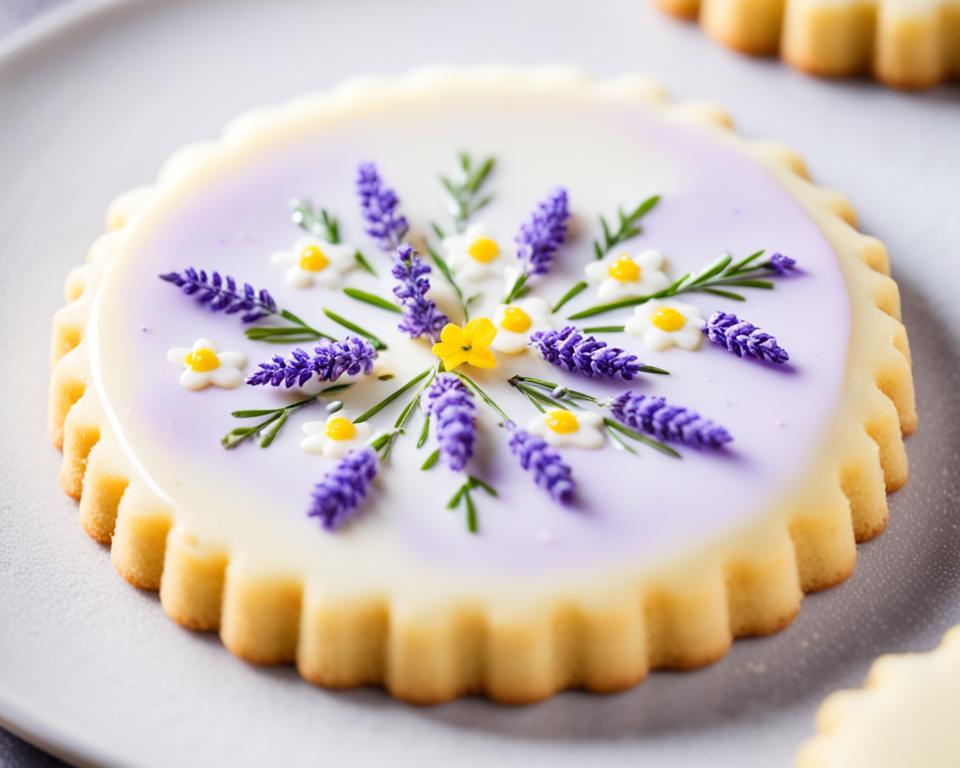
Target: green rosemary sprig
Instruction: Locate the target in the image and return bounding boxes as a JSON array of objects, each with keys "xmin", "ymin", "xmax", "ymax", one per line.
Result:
[
  {"xmin": 568, "ymin": 249, "xmax": 778, "ymax": 321},
  {"xmin": 454, "ymin": 372, "xmax": 511, "ymax": 424},
  {"xmin": 581, "ymin": 325, "xmax": 625, "ymax": 334},
  {"xmin": 353, "ymin": 366, "xmax": 434, "ymax": 423},
  {"xmin": 592, "ymin": 195, "xmax": 660, "ymax": 260},
  {"xmin": 244, "ymin": 308, "xmax": 336, "ymax": 344},
  {"xmin": 291, "ymin": 199, "xmax": 377, "ymax": 275},
  {"xmin": 547, "ymin": 196, "xmax": 659, "ymax": 314},
  {"xmin": 322, "ymin": 308, "xmax": 386, "ymax": 350},
  {"xmin": 447, "ymin": 474, "xmax": 497, "ymax": 533},
  {"xmin": 343, "ymin": 287, "xmax": 402, "ymax": 314},
  {"xmin": 440, "ymin": 153, "xmax": 496, "ymax": 233},
  {"xmin": 363, "ymin": 365, "xmax": 439, "ymax": 461},
  {"xmin": 221, "ymin": 384, "xmax": 353, "ymax": 449},
  {"xmin": 507, "ymin": 375, "xmax": 679, "ymax": 459}
]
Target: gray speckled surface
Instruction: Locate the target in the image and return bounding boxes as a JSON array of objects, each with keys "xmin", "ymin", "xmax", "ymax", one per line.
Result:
[{"xmin": 0, "ymin": 1, "xmax": 957, "ymax": 766}]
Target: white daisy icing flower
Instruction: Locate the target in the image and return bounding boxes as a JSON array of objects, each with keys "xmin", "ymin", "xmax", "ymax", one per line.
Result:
[
  {"xmin": 584, "ymin": 249, "xmax": 670, "ymax": 301},
  {"xmin": 166, "ymin": 338, "xmax": 246, "ymax": 390},
  {"xmin": 271, "ymin": 236, "xmax": 356, "ymax": 289},
  {"xmin": 442, "ymin": 223, "xmax": 505, "ymax": 285},
  {"xmin": 300, "ymin": 414, "xmax": 373, "ymax": 459},
  {"xmin": 527, "ymin": 409, "xmax": 605, "ymax": 449},
  {"xmin": 490, "ymin": 296, "xmax": 556, "ymax": 355},
  {"xmin": 624, "ymin": 298, "xmax": 706, "ymax": 352}
]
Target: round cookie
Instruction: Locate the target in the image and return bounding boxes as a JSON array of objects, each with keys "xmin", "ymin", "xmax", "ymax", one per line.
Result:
[
  {"xmin": 654, "ymin": 0, "xmax": 960, "ymax": 89},
  {"xmin": 49, "ymin": 69, "xmax": 915, "ymax": 703},
  {"xmin": 798, "ymin": 627, "xmax": 960, "ymax": 767}
]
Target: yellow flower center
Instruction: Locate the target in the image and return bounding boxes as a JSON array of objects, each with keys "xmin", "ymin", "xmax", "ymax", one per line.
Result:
[
  {"xmin": 651, "ymin": 307, "xmax": 687, "ymax": 332},
  {"xmin": 545, "ymin": 409, "xmax": 579, "ymax": 434},
  {"xmin": 298, "ymin": 244, "xmax": 330, "ymax": 272},
  {"xmin": 324, "ymin": 417, "xmax": 357, "ymax": 441},
  {"xmin": 500, "ymin": 306, "xmax": 533, "ymax": 333},
  {"xmin": 467, "ymin": 236, "xmax": 500, "ymax": 263},
  {"xmin": 607, "ymin": 254, "xmax": 641, "ymax": 283},
  {"xmin": 184, "ymin": 348, "xmax": 220, "ymax": 372},
  {"xmin": 431, "ymin": 318, "xmax": 498, "ymax": 371}
]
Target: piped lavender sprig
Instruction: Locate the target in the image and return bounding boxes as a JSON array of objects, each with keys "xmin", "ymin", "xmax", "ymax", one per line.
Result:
[
  {"xmin": 159, "ymin": 268, "xmax": 277, "ymax": 322},
  {"xmin": 247, "ymin": 336, "xmax": 377, "ymax": 388},
  {"xmin": 508, "ymin": 426, "xmax": 575, "ymax": 503},
  {"xmin": 425, "ymin": 374, "xmax": 477, "ymax": 471},
  {"xmin": 308, "ymin": 447, "xmax": 379, "ymax": 530},
  {"xmin": 503, "ymin": 188, "xmax": 571, "ymax": 303},
  {"xmin": 392, "ymin": 243, "xmax": 448, "ymax": 341},
  {"xmin": 356, "ymin": 162, "xmax": 408, "ymax": 252},
  {"xmin": 767, "ymin": 252, "xmax": 797, "ymax": 275},
  {"xmin": 703, "ymin": 311, "xmax": 789, "ymax": 365},
  {"xmin": 610, "ymin": 392, "xmax": 732, "ymax": 449},
  {"xmin": 529, "ymin": 326, "xmax": 668, "ymax": 381}
]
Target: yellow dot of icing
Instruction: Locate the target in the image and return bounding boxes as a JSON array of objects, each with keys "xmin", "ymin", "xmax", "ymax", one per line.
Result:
[
  {"xmin": 651, "ymin": 307, "xmax": 687, "ymax": 332},
  {"xmin": 324, "ymin": 417, "xmax": 357, "ymax": 441},
  {"xmin": 184, "ymin": 348, "xmax": 220, "ymax": 372},
  {"xmin": 607, "ymin": 254, "xmax": 641, "ymax": 283},
  {"xmin": 500, "ymin": 306, "xmax": 533, "ymax": 333},
  {"xmin": 545, "ymin": 410, "xmax": 579, "ymax": 434},
  {"xmin": 298, "ymin": 244, "xmax": 330, "ymax": 272},
  {"xmin": 467, "ymin": 236, "xmax": 500, "ymax": 263}
]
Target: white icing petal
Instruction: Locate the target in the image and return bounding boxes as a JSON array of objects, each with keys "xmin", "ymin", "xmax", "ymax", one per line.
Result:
[
  {"xmin": 490, "ymin": 296, "xmax": 557, "ymax": 354},
  {"xmin": 442, "ymin": 223, "xmax": 505, "ymax": 286},
  {"xmin": 272, "ymin": 236, "xmax": 357, "ymax": 289},
  {"xmin": 167, "ymin": 338, "xmax": 246, "ymax": 390},
  {"xmin": 527, "ymin": 410, "xmax": 605, "ymax": 449},
  {"xmin": 299, "ymin": 416, "xmax": 372, "ymax": 458},
  {"xmin": 584, "ymin": 249, "xmax": 671, "ymax": 301},
  {"xmin": 625, "ymin": 299, "xmax": 706, "ymax": 352}
]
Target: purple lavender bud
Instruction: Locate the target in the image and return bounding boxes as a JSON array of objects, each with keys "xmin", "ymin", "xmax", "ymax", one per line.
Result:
[
  {"xmin": 767, "ymin": 252, "xmax": 797, "ymax": 275},
  {"xmin": 247, "ymin": 336, "xmax": 377, "ymax": 388},
  {"xmin": 159, "ymin": 268, "xmax": 277, "ymax": 322},
  {"xmin": 516, "ymin": 187, "xmax": 570, "ymax": 278},
  {"xmin": 356, "ymin": 162, "xmax": 409, "ymax": 252},
  {"xmin": 530, "ymin": 326, "xmax": 643, "ymax": 380},
  {"xmin": 425, "ymin": 374, "xmax": 477, "ymax": 471},
  {"xmin": 508, "ymin": 426, "xmax": 575, "ymax": 503},
  {"xmin": 308, "ymin": 447, "xmax": 379, "ymax": 530},
  {"xmin": 703, "ymin": 311, "xmax": 789, "ymax": 365},
  {"xmin": 610, "ymin": 391, "xmax": 732, "ymax": 449},
  {"xmin": 392, "ymin": 243, "xmax": 448, "ymax": 341}
]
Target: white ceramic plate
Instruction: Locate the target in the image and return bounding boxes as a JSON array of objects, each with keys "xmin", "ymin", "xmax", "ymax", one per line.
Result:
[{"xmin": 1, "ymin": 1, "xmax": 958, "ymax": 766}]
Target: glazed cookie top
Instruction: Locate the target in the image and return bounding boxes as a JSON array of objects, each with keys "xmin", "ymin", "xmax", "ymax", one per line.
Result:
[{"xmin": 91, "ymin": 75, "xmax": 850, "ymax": 585}]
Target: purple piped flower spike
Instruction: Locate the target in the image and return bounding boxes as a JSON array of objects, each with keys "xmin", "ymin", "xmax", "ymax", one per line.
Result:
[
  {"xmin": 508, "ymin": 426, "xmax": 575, "ymax": 503},
  {"xmin": 247, "ymin": 336, "xmax": 377, "ymax": 388},
  {"xmin": 356, "ymin": 162, "xmax": 409, "ymax": 252},
  {"xmin": 767, "ymin": 252, "xmax": 797, "ymax": 275},
  {"xmin": 392, "ymin": 243, "xmax": 448, "ymax": 341},
  {"xmin": 308, "ymin": 447, "xmax": 379, "ymax": 530},
  {"xmin": 610, "ymin": 392, "xmax": 732, "ymax": 449},
  {"xmin": 159, "ymin": 268, "xmax": 277, "ymax": 322},
  {"xmin": 426, "ymin": 374, "xmax": 477, "ymax": 472},
  {"xmin": 516, "ymin": 187, "xmax": 570, "ymax": 278},
  {"xmin": 703, "ymin": 311, "xmax": 789, "ymax": 365},
  {"xmin": 530, "ymin": 326, "xmax": 644, "ymax": 380}
]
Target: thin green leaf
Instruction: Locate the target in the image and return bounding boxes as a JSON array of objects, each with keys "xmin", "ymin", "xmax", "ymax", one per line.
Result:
[
  {"xmin": 603, "ymin": 418, "xmax": 681, "ymax": 458},
  {"xmin": 323, "ymin": 308, "xmax": 387, "ymax": 350},
  {"xmin": 421, "ymin": 448, "xmax": 440, "ymax": 470},
  {"xmin": 552, "ymin": 281, "xmax": 588, "ymax": 313},
  {"xmin": 343, "ymin": 288, "xmax": 402, "ymax": 314},
  {"xmin": 353, "ymin": 250, "xmax": 377, "ymax": 276},
  {"xmin": 258, "ymin": 410, "xmax": 289, "ymax": 448},
  {"xmin": 417, "ymin": 413, "xmax": 431, "ymax": 449},
  {"xmin": 581, "ymin": 325, "xmax": 625, "ymax": 334}
]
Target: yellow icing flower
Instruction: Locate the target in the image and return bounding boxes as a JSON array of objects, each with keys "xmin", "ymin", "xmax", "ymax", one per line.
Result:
[{"xmin": 431, "ymin": 318, "xmax": 498, "ymax": 371}]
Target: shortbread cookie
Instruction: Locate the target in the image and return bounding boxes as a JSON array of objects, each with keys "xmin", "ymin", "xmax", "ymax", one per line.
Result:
[
  {"xmin": 798, "ymin": 626, "xmax": 960, "ymax": 767},
  {"xmin": 655, "ymin": 0, "xmax": 960, "ymax": 89},
  {"xmin": 49, "ymin": 69, "xmax": 915, "ymax": 703}
]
